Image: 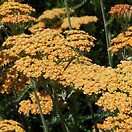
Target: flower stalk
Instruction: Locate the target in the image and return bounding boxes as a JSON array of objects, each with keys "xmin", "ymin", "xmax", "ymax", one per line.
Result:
[
  {"xmin": 64, "ymin": 0, "xmax": 72, "ymax": 30},
  {"xmin": 30, "ymin": 79, "xmax": 48, "ymax": 132},
  {"xmin": 100, "ymin": 0, "xmax": 113, "ymax": 67}
]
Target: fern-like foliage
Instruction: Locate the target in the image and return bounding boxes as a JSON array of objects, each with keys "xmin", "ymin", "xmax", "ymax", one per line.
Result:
[
  {"xmin": 69, "ymin": 0, "xmax": 87, "ymax": 10},
  {"xmin": 15, "ymin": 85, "xmax": 31, "ymax": 103}
]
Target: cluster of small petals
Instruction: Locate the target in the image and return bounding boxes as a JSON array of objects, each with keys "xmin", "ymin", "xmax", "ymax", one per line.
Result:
[
  {"xmin": 0, "ymin": 67, "xmax": 28, "ymax": 94},
  {"xmin": 37, "ymin": 8, "xmax": 74, "ymax": 21},
  {"xmin": 18, "ymin": 91, "xmax": 53, "ymax": 115},
  {"xmin": 3, "ymin": 29, "xmax": 77, "ymax": 61},
  {"xmin": 1, "ymin": 15, "xmax": 36, "ymax": 24},
  {"xmin": 97, "ymin": 113, "xmax": 132, "ymax": 132},
  {"xmin": 64, "ymin": 30, "xmax": 95, "ymax": 52},
  {"xmin": 116, "ymin": 60, "xmax": 132, "ymax": 75},
  {"xmin": 1, "ymin": 0, "xmax": 24, "ymax": 2},
  {"xmin": 108, "ymin": 30, "xmax": 132, "ymax": 52},
  {"xmin": 0, "ymin": 119, "xmax": 25, "ymax": 132},
  {"xmin": 59, "ymin": 63, "xmax": 106, "ymax": 91},
  {"xmin": 61, "ymin": 16, "xmax": 98, "ymax": 29},
  {"xmin": 14, "ymin": 56, "xmax": 64, "ymax": 80},
  {"xmin": 116, "ymin": 61, "xmax": 132, "ymax": 94},
  {"xmin": 0, "ymin": 49, "xmax": 18, "ymax": 69},
  {"xmin": 96, "ymin": 92, "xmax": 132, "ymax": 114},
  {"xmin": 14, "ymin": 56, "xmax": 44, "ymax": 78},
  {"xmin": 109, "ymin": 4, "xmax": 132, "ymax": 15},
  {"xmin": 29, "ymin": 22, "xmax": 46, "ymax": 33},
  {"xmin": 59, "ymin": 60, "xmax": 132, "ymax": 96},
  {"xmin": 0, "ymin": 2, "xmax": 35, "ymax": 17},
  {"xmin": 128, "ymin": 26, "xmax": 132, "ymax": 31}
]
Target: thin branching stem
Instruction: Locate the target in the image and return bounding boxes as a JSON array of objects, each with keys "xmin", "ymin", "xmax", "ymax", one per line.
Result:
[
  {"xmin": 100, "ymin": 0, "xmax": 113, "ymax": 67},
  {"xmin": 52, "ymin": 86, "xmax": 70, "ymax": 132},
  {"xmin": 64, "ymin": 0, "xmax": 72, "ymax": 30},
  {"xmin": 86, "ymin": 95, "xmax": 99, "ymax": 132},
  {"xmin": 30, "ymin": 79, "xmax": 48, "ymax": 132}
]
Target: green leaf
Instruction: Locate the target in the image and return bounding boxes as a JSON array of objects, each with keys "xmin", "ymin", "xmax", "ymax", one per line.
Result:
[
  {"xmin": 70, "ymin": 0, "xmax": 87, "ymax": 10},
  {"xmin": 15, "ymin": 85, "xmax": 31, "ymax": 103}
]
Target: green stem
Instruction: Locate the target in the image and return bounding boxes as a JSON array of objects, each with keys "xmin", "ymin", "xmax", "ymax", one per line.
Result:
[
  {"xmin": 86, "ymin": 95, "xmax": 99, "ymax": 132},
  {"xmin": 30, "ymin": 79, "xmax": 48, "ymax": 132},
  {"xmin": 64, "ymin": 0, "xmax": 72, "ymax": 30},
  {"xmin": 52, "ymin": 86, "xmax": 70, "ymax": 132},
  {"xmin": 100, "ymin": 0, "xmax": 113, "ymax": 67}
]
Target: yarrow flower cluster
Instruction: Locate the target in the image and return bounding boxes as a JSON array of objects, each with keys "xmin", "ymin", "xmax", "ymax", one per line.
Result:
[
  {"xmin": 109, "ymin": 4, "xmax": 132, "ymax": 15},
  {"xmin": 0, "ymin": 119, "xmax": 25, "ymax": 132},
  {"xmin": 108, "ymin": 26, "xmax": 132, "ymax": 60},
  {"xmin": 108, "ymin": 27, "xmax": 132, "ymax": 52},
  {"xmin": 29, "ymin": 7, "xmax": 98, "ymax": 31},
  {"xmin": 61, "ymin": 16, "xmax": 98, "ymax": 29},
  {"xmin": 95, "ymin": 61, "xmax": 132, "ymax": 132},
  {"xmin": 0, "ymin": 66, "xmax": 29, "ymax": 93},
  {"xmin": 97, "ymin": 113, "xmax": 132, "ymax": 132},
  {"xmin": 18, "ymin": 90, "xmax": 53, "ymax": 115},
  {"xmin": 0, "ymin": 2, "xmax": 35, "ymax": 16},
  {"xmin": 109, "ymin": 4, "xmax": 132, "ymax": 31},
  {"xmin": 64, "ymin": 30, "xmax": 96, "ymax": 52},
  {"xmin": 0, "ymin": 2, "xmax": 36, "ymax": 35},
  {"xmin": 37, "ymin": 8, "xmax": 74, "ymax": 21},
  {"xmin": 2, "ymin": 29, "xmax": 95, "ymax": 81}
]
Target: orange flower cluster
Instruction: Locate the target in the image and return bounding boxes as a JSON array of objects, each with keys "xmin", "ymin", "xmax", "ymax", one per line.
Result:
[
  {"xmin": 0, "ymin": 2, "xmax": 35, "ymax": 17},
  {"xmin": 30, "ymin": 7, "xmax": 97, "ymax": 31},
  {"xmin": 0, "ymin": 49, "xmax": 18, "ymax": 69},
  {"xmin": 97, "ymin": 113, "xmax": 132, "ymax": 132},
  {"xmin": 18, "ymin": 90, "xmax": 53, "ymax": 115},
  {"xmin": 2, "ymin": 29, "xmax": 95, "ymax": 79},
  {"xmin": 108, "ymin": 28, "xmax": 132, "ymax": 52},
  {"xmin": 97, "ymin": 92, "xmax": 132, "ymax": 113},
  {"xmin": 95, "ymin": 61, "xmax": 132, "ymax": 132},
  {"xmin": 64, "ymin": 30, "xmax": 95, "ymax": 52},
  {"xmin": 29, "ymin": 22, "xmax": 46, "ymax": 33},
  {"xmin": 0, "ymin": 49, "xmax": 28, "ymax": 94},
  {"xmin": 1, "ymin": 15, "xmax": 36, "ymax": 24},
  {"xmin": 128, "ymin": 26, "xmax": 132, "ymax": 31},
  {"xmin": 3, "ymin": 29, "xmax": 78, "ymax": 60},
  {"xmin": 1, "ymin": 0, "xmax": 24, "ymax": 2},
  {"xmin": 37, "ymin": 8, "xmax": 71, "ymax": 21},
  {"xmin": 109, "ymin": 4, "xmax": 132, "ymax": 15},
  {"xmin": 14, "ymin": 56, "xmax": 64, "ymax": 80},
  {"xmin": 0, "ymin": 2, "xmax": 36, "ymax": 34},
  {"xmin": 0, "ymin": 67, "xmax": 28, "ymax": 93},
  {"xmin": 61, "ymin": 16, "xmax": 98, "ymax": 29},
  {"xmin": 0, "ymin": 119, "xmax": 25, "ymax": 132}
]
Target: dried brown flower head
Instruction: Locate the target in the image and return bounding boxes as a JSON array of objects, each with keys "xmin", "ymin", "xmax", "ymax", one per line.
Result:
[
  {"xmin": 0, "ymin": 119, "xmax": 25, "ymax": 132},
  {"xmin": 18, "ymin": 90, "xmax": 53, "ymax": 115},
  {"xmin": 61, "ymin": 16, "xmax": 98, "ymax": 29}
]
